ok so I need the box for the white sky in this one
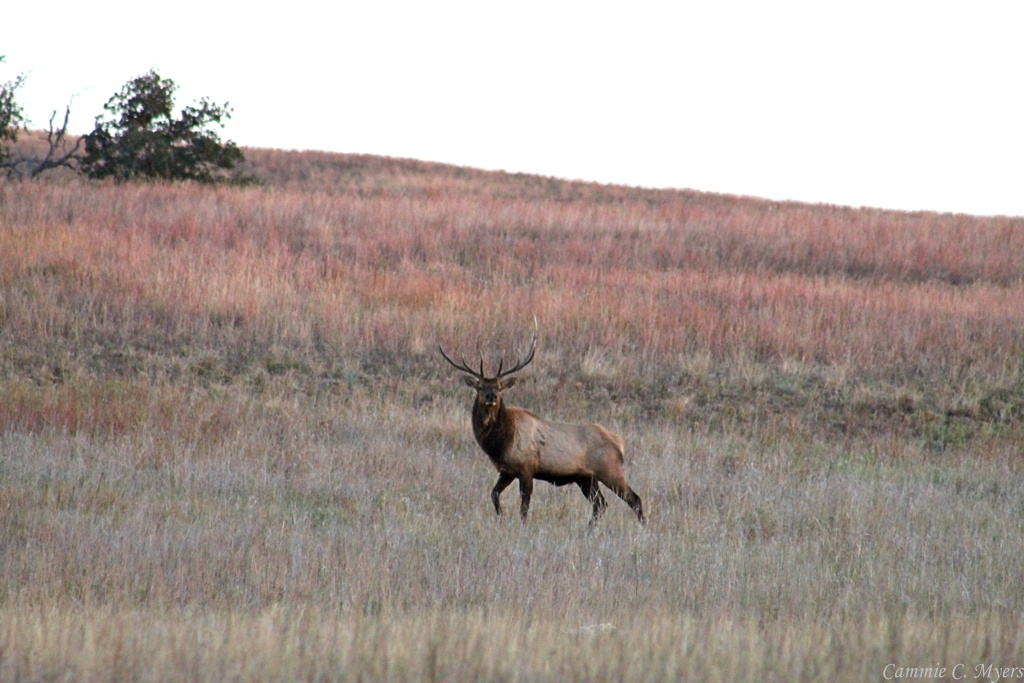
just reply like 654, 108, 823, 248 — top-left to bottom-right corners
4, 1, 1023, 216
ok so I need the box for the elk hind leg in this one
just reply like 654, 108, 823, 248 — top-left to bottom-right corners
599, 470, 646, 525
576, 476, 608, 526
618, 486, 645, 525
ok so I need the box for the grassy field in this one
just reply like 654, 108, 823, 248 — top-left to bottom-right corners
2, 149, 1024, 680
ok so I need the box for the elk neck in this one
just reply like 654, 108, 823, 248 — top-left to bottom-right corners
471, 396, 515, 462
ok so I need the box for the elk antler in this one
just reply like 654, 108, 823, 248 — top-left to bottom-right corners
440, 318, 538, 380
439, 344, 486, 380
494, 328, 536, 379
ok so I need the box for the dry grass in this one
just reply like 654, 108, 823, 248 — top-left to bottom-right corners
1, 151, 1023, 680
4, 606, 1022, 682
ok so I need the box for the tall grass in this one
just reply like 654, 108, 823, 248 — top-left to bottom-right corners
4, 180, 1023, 379
1, 153, 1023, 680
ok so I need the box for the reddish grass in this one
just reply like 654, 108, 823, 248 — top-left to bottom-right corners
2, 172, 1022, 388
0, 152, 1021, 457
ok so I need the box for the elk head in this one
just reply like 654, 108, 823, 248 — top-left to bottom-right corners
439, 329, 536, 420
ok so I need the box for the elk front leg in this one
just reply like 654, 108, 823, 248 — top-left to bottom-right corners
518, 475, 533, 521
491, 472, 515, 516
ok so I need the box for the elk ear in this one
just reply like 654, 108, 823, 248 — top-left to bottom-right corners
462, 375, 479, 389
502, 377, 519, 390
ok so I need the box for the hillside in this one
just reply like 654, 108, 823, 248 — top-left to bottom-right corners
2, 146, 1024, 680
4, 145, 1024, 439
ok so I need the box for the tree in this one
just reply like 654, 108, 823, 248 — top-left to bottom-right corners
79, 70, 243, 183
1, 56, 85, 179
0, 56, 28, 168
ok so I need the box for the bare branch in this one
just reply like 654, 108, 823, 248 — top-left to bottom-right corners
28, 105, 83, 178
1, 103, 83, 179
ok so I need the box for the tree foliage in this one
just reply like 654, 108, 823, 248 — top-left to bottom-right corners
0, 56, 28, 166
80, 70, 243, 183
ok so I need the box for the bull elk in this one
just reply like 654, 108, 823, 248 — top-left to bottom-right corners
440, 328, 645, 526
